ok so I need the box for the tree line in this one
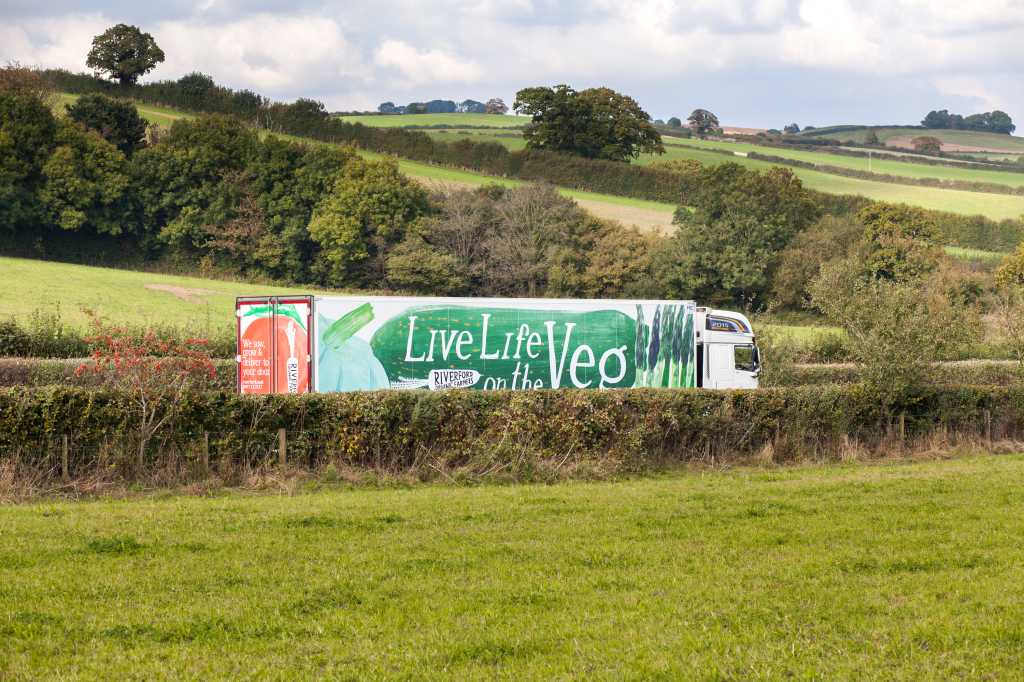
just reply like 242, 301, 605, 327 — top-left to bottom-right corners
922, 109, 1016, 134
377, 98, 508, 115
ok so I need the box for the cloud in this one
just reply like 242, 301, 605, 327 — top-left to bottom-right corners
155, 14, 367, 96
373, 40, 482, 86
1, 1, 1022, 126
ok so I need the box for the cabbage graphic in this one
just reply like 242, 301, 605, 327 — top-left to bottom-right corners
316, 304, 389, 391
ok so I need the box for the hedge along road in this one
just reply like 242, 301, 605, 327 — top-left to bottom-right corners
4, 455, 1024, 678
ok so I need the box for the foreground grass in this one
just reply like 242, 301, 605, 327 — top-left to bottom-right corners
3, 455, 1024, 679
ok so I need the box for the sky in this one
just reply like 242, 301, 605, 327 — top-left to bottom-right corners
2, 0, 1022, 128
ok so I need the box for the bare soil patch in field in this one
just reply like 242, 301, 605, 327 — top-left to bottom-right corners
144, 284, 218, 303
887, 136, 1019, 154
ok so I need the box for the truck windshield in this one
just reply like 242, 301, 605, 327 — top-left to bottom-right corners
735, 344, 758, 373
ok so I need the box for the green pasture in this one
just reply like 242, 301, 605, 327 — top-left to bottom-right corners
805, 126, 1024, 153
0, 256, 325, 329
673, 138, 1024, 188
4, 454, 1024, 678
420, 128, 1024, 219
337, 112, 527, 128
944, 246, 1008, 262
55, 92, 193, 128
641, 144, 1024, 220
52, 92, 1024, 220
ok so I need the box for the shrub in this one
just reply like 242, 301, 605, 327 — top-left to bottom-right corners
2, 384, 1023, 484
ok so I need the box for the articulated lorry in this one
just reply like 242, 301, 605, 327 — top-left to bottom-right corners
235, 295, 759, 394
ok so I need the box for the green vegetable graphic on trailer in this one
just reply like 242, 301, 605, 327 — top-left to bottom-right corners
235, 296, 760, 393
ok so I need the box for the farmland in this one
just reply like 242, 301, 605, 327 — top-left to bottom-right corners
803, 126, 1024, 154
336, 112, 526, 128
52, 93, 1024, 221
3, 454, 1024, 679
0, 256, 321, 328
55, 92, 191, 128
421, 128, 1024, 220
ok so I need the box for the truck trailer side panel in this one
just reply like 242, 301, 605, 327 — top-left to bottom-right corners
285, 295, 697, 393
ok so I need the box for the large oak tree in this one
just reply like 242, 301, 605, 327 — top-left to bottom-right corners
513, 85, 663, 162
87, 24, 165, 87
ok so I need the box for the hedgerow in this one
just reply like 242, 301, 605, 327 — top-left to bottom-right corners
2, 385, 1022, 484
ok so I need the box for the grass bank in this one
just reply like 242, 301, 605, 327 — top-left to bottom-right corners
0, 256, 320, 328
3, 454, 1024, 678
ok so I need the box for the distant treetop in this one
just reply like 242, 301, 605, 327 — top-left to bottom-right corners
86, 24, 165, 87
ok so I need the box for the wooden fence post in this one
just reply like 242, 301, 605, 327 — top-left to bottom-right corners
985, 409, 993, 447
61, 434, 69, 482
278, 428, 287, 467
898, 413, 906, 442
201, 432, 210, 474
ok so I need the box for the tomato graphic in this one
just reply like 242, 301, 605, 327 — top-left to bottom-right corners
238, 306, 309, 394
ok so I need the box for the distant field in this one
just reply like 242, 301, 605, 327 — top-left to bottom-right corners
805, 126, 1024, 153
55, 93, 192, 128
0, 256, 325, 329
638, 144, 1024, 220
51, 93, 1024, 222
360, 150, 678, 232
944, 246, 1008, 262
673, 138, 1024, 188
337, 112, 527, 128
5, 455, 1024, 678
419, 130, 1024, 219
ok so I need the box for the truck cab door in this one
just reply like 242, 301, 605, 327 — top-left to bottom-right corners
706, 343, 759, 389
706, 343, 734, 389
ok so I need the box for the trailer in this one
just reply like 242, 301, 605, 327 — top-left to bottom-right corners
235, 295, 759, 394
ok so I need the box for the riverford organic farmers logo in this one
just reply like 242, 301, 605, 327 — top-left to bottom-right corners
429, 369, 481, 390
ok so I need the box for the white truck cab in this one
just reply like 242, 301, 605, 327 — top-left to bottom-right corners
695, 308, 760, 389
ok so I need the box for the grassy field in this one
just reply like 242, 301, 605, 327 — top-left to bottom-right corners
944, 245, 1008, 262
337, 112, 527, 128
55, 93, 193, 128
359, 149, 678, 232
804, 126, 1024, 153
645, 144, 1024, 220
0, 256, 326, 328
419, 129, 1024, 219
3, 454, 1024, 678
671, 138, 1024, 188
55, 93, 1024, 221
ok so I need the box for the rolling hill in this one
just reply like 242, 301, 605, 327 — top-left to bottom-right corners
801, 125, 1024, 155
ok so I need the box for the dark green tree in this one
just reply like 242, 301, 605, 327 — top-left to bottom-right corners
308, 157, 431, 286
86, 24, 165, 86
687, 109, 720, 138
513, 85, 663, 161
0, 92, 58, 233
654, 163, 819, 305
39, 119, 132, 235
783, 123, 800, 134
667, 116, 682, 128
66, 94, 148, 156
857, 202, 942, 283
